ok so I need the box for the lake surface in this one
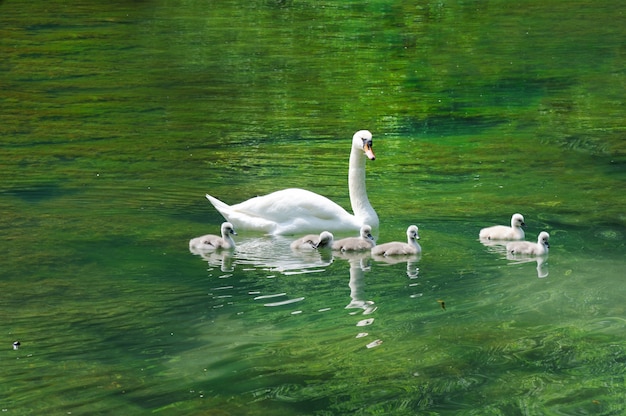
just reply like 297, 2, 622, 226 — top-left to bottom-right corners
1, 0, 625, 414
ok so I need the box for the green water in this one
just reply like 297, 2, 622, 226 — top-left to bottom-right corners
1, 0, 625, 414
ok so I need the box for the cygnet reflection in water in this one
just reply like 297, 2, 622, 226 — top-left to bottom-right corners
507, 253, 549, 278
189, 247, 235, 273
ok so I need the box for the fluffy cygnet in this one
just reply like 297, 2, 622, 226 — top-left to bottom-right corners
371, 225, 421, 256
506, 231, 550, 255
332, 224, 375, 252
479, 213, 526, 240
290, 231, 334, 250
189, 222, 237, 251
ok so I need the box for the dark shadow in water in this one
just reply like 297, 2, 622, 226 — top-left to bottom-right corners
1, 183, 75, 202
402, 115, 504, 137
403, 76, 574, 137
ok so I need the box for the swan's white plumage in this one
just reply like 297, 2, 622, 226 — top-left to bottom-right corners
372, 225, 421, 256
189, 222, 237, 251
332, 225, 376, 252
205, 130, 378, 235
479, 213, 526, 240
290, 231, 334, 250
506, 231, 550, 255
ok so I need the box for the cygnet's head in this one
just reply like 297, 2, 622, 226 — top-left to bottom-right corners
315, 231, 334, 249
221, 222, 237, 236
512, 213, 526, 228
360, 224, 374, 241
538, 231, 550, 247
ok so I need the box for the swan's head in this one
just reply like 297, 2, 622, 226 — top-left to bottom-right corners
360, 224, 374, 241
511, 213, 525, 228
353, 130, 375, 160
221, 222, 237, 236
315, 231, 334, 249
538, 231, 550, 248
407, 225, 420, 240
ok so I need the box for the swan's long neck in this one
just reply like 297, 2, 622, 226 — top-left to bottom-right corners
348, 148, 378, 227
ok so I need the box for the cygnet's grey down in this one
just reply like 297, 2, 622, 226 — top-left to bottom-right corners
290, 231, 334, 250
371, 225, 421, 256
332, 224, 376, 252
189, 222, 237, 251
506, 231, 550, 255
479, 213, 526, 240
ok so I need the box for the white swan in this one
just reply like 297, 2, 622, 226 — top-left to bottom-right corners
189, 222, 237, 251
205, 130, 378, 235
479, 213, 526, 240
290, 231, 334, 250
372, 225, 421, 256
506, 231, 550, 255
332, 225, 376, 252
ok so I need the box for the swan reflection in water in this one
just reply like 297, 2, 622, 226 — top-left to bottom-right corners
333, 251, 376, 315
332, 250, 383, 349
190, 235, 334, 275
189, 234, 425, 349
190, 231, 422, 283
479, 237, 509, 252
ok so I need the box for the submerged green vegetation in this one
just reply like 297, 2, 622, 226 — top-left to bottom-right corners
1, 0, 624, 414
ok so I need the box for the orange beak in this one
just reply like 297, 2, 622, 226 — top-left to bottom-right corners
364, 143, 376, 160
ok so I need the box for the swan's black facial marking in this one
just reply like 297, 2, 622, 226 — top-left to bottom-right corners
358, 132, 375, 160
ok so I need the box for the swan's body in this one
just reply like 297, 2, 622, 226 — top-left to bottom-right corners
372, 225, 421, 256
479, 213, 526, 240
506, 231, 550, 255
205, 130, 378, 235
189, 222, 237, 251
332, 225, 376, 252
290, 231, 334, 250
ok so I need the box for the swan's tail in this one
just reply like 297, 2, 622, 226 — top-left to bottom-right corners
206, 194, 231, 218
206, 193, 277, 233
